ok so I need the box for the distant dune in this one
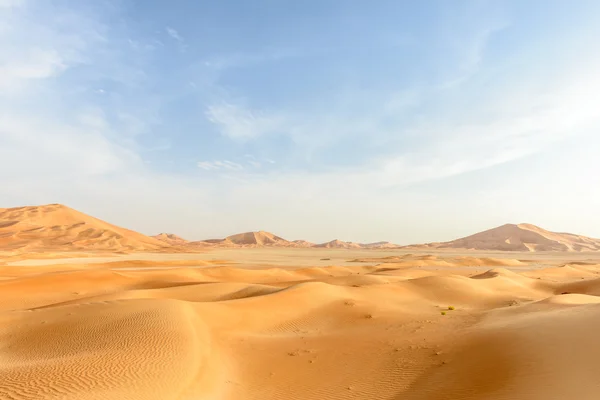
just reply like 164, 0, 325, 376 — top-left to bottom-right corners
408, 223, 600, 252
189, 231, 295, 248
292, 239, 315, 247
362, 241, 399, 249
3, 204, 599, 253
152, 233, 188, 246
314, 239, 363, 249
0, 204, 169, 252
191, 232, 400, 249
227, 231, 289, 246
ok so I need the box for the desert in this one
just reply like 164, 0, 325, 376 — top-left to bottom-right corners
3, 1, 600, 398
1, 204, 600, 399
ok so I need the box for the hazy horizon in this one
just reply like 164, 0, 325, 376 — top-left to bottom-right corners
1, 0, 599, 244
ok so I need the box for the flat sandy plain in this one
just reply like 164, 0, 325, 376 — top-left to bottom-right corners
2, 248, 600, 400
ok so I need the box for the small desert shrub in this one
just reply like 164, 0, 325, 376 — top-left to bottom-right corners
448, 306, 455, 311
441, 311, 446, 316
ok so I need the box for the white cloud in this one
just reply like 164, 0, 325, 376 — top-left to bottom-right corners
0, 48, 66, 89
0, 0, 23, 8
371, 68, 600, 187
197, 160, 244, 171
206, 102, 286, 140
165, 27, 183, 42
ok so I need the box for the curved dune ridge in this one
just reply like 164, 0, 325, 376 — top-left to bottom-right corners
410, 223, 600, 252
2, 252, 600, 399
0, 204, 169, 253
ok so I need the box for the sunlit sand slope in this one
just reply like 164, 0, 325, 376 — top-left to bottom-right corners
407, 223, 600, 252
1, 253, 600, 399
0, 204, 168, 252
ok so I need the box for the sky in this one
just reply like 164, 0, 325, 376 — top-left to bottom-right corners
1, 0, 600, 244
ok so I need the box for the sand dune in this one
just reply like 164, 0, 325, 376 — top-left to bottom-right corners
3, 204, 598, 254
153, 233, 189, 245
409, 223, 600, 252
0, 204, 169, 253
2, 249, 600, 399
3, 205, 600, 398
186, 230, 403, 249
189, 231, 295, 248
291, 239, 315, 247
314, 239, 364, 249
189, 231, 397, 249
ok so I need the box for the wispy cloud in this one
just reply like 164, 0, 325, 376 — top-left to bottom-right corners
202, 47, 301, 70
197, 160, 244, 171
0, 49, 66, 90
0, 0, 23, 8
242, 154, 277, 168
165, 27, 183, 42
243, 154, 261, 168
205, 102, 286, 140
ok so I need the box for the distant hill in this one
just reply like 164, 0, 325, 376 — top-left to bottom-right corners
314, 239, 363, 249
191, 233, 399, 249
152, 233, 189, 246
407, 223, 600, 252
362, 241, 399, 249
8, 205, 592, 254
0, 204, 169, 252
292, 240, 315, 248
189, 231, 294, 248
227, 231, 289, 246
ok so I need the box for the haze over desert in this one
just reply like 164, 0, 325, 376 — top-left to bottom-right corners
3, 0, 600, 399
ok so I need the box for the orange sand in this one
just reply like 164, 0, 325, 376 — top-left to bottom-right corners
2, 249, 600, 399
2, 204, 600, 399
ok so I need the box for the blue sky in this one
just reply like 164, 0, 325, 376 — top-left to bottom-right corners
1, 0, 599, 243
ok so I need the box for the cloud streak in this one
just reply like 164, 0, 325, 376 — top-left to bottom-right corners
165, 27, 183, 42
205, 102, 286, 140
197, 160, 244, 171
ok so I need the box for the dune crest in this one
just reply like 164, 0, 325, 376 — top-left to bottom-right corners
0, 204, 168, 253
408, 223, 600, 252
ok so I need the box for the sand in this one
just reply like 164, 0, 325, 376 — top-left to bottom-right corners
2, 204, 600, 398
411, 223, 600, 252
2, 249, 600, 399
0, 204, 171, 253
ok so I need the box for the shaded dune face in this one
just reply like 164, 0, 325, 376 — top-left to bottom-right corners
2, 254, 600, 400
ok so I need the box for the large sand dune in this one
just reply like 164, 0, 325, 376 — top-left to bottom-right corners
409, 223, 600, 252
2, 249, 600, 399
0, 204, 169, 253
